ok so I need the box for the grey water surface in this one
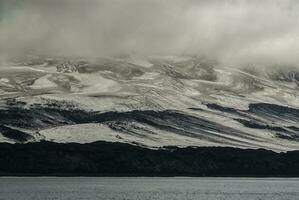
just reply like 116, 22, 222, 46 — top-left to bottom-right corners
0, 177, 298, 200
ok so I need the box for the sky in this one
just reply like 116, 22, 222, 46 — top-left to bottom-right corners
1, 0, 299, 66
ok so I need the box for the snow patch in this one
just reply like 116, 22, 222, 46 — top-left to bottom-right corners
29, 75, 57, 89
128, 57, 153, 68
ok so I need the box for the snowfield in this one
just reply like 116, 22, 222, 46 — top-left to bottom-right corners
1, 56, 299, 151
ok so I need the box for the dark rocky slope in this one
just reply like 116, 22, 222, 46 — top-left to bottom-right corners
0, 141, 299, 177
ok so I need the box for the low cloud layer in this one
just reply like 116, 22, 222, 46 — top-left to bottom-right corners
1, 0, 299, 66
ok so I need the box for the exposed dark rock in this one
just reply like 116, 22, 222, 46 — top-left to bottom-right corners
0, 141, 299, 177
56, 61, 79, 73
0, 125, 33, 142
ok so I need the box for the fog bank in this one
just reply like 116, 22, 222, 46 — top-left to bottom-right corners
1, 0, 299, 66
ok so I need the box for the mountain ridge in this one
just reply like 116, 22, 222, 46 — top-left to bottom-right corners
1, 56, 299, 151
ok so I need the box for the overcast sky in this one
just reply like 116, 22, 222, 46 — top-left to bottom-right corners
1, 0, 299, 66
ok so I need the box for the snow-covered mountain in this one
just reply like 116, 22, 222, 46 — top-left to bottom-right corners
1, 56, 299, 151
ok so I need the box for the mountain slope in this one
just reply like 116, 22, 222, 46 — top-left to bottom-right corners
1, 56, 299, 151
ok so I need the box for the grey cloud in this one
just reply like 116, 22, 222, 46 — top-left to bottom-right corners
1, 0, 299, 66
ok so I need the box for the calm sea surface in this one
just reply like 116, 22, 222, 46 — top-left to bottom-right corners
0, 177, 298, 200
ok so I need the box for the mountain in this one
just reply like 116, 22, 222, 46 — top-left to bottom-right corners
1, 56, 299, 152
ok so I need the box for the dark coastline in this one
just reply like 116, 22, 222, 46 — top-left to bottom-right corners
1, 141, 299, 177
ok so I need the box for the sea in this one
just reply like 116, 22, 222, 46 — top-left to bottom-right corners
0, 177, 298, 200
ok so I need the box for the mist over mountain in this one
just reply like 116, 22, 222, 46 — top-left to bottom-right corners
1, 0, 299, 67
2, 1, 299, 154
